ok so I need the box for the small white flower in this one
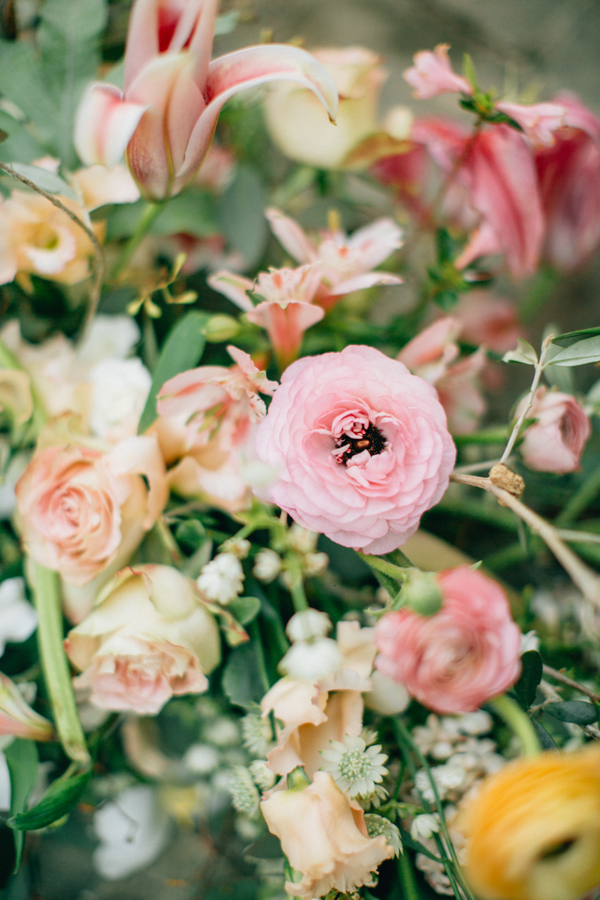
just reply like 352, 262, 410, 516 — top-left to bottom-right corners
304, 551, 329, 577
279, 637, 342, 681
249, 759, 277, 791
320, 734, 388, 798
287, 523, 319, 554
452, 711, 493, 736
285, 608, 332, 643
197, 554, 244, 604
410, 813, 440, 842
415, 763, 467, 803
184, 743, 220, 775
520, 629, 540, 653
242, 713, 274, 756
93, 785, 170, 880
253, 548, 282, 583
203, 717, 240, 747
364, 670, 410, 716
227, 766, 260, 817
0, 577, 37, 655
221, 538, 251, 559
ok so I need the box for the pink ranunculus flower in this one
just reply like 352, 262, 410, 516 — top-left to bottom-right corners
254, 345, 456, 555
517, 386, 591, 474
374, 566, 522, 714
65, 565, 221, 715
403, 44, 472, 100
265, 209, 403, 310
495, 101, 566, 148
74, 0, 338, 199
153, 345, 277, 511
208, 266, 325, 370
15, 434, 168, 588
535, 93, 600, 272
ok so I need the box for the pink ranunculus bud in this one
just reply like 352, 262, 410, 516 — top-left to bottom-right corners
153, 346, 276, 512
16, 435, 168, 590
517, 386, 591, 474
535, 93, 600, 272
403, 44, 473, 100
260, 770, 393, 900
74, 0, 338, 200
254, 345, 456, 555
65, 565, 221, 715
265, 210, 403, 310
0, 672, 53, 741
495, 101, 566, 148
374, 566, 522, 714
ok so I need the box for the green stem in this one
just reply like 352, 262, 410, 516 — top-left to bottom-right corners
556, 461, 600, 526
109, 201, 165, 282
288, 567, 308, 612
32, 564, 90, 766
453, 427, 508, 446
357, 553, 408, 582
488, 694, 541, 757
398, 848, 420, 900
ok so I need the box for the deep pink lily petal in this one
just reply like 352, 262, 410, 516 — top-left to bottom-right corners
208, 271, 255, 311
176, 44, 339, 184
265, 208, 317, 264
124, 0, 204, 89
74, 83, 148, 167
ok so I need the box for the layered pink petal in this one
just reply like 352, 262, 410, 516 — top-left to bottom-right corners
74, 83, 147, 167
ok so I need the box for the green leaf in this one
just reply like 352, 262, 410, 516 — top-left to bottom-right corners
37, 0, 108, 165
149, 187, 220, 239
552, 326, 600, 345
544, 700, 599, 725
461, 53, 478, 91
513, 650, 543, 708
0, 111, 46, 164
547, 335, 600, 367
8, 767, 92, 831
217, 165, 268, 268
0, 40, 57, 147
137, 310, 209, 434
7, 163, 79, 202
228, 596, 261, 626
503, 339, 538, 366
222, 644, 265, 709
531, 717, 557, 750
5, 740, 38, 870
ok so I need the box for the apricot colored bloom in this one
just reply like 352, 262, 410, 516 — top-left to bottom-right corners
255, 345, 455, 554
260, 771, 394, 900
154, 346, 276, 511
460, 745, 600, 900
517, 387, 590, 474
65, 565, 221, 714
266, 209, 403, 309
265, 46, 386, 170
403, 44, 472, 100
374, 566, 522, 714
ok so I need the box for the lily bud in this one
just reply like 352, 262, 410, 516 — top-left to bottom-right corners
203, 314, 241, 343
0, 673, 53, 741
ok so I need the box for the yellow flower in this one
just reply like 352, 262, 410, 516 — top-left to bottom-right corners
460, 746, 600, 900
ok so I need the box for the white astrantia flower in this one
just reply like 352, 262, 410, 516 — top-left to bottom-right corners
249, 759, 277, 791
228, 766, 260, 817
320, 734, 389, 798
279, 637, 343, 681
242, 712, 274, 756
410, 813, 440, 842
197, 554, 244, 605
0, 577, 37, 655
253, 548, 282, 583
364, 814, 403, 857
285, 608, 332, 643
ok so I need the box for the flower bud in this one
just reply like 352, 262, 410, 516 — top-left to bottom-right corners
253, 548, 282, 583
0, 673, 53, 741
279, 637, 343, 681
197, 554, 244, 605
286, 608, 332, 643
203, 315, 241, 344
400, 570, 443, 616
410, 813, 440, 842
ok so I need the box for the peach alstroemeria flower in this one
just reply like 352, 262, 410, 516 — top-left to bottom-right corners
209, 266, 324, 370
74, 0, 338, 199
0, 673, 53, 741
265, 210, 402, 310
403, 44, 472, 100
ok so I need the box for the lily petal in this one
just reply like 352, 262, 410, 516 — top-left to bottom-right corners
74, 83, 148, 167
177, 44, 339, 184
208, 271, 255, 311
327, 271, 402, 296
265, 208, 317, 264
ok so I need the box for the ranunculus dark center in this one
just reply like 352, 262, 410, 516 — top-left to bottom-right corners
336, 422, 387, 464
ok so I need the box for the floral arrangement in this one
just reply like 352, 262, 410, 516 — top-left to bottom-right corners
0, 2, 600, 898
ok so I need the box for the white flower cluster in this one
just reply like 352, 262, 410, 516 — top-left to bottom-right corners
197, 553, 245, 605
279, 608, 343, 680
252, 524, 329, 584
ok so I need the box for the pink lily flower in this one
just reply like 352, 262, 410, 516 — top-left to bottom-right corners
403, 44, 472, 100
265, 210, 403, 310
535, 93, 600, 271
74, 0, 338, 200
495, 101, 566, 148
209, 266, 325, 370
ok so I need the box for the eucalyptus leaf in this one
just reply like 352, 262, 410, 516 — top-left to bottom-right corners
137, 310, 209, 434
503, 339, 538, 366
549, 335, 600, 367
544, 700, 599, 725
8, 163, 79, 202
5, 740, 38, 869
0, 40, 57, 146
222, 643, 265, 709
228, 596, 261, 626
513, 650, 543, 708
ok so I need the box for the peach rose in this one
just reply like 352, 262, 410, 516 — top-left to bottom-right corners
16, 435, 167, 588
261, 770, 393, 900
65, 565, 221, 715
